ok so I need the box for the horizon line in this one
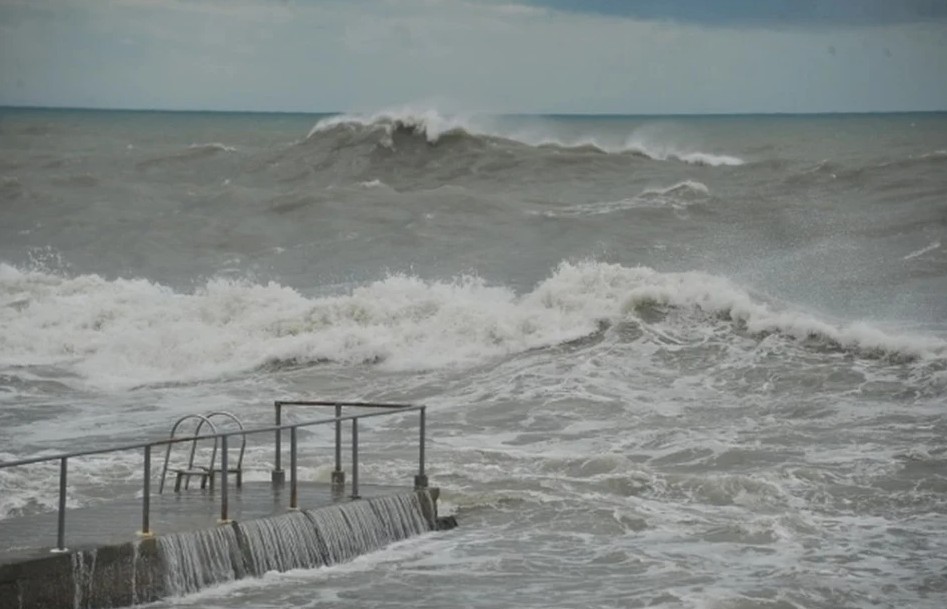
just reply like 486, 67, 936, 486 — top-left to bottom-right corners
1, 104, 946, 118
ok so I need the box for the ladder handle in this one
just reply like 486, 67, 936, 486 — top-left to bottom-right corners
189, 416, 220, 474
205, 411, 248, 470
158, 414, 218, 494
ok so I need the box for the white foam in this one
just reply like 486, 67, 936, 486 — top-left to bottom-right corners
0, 449, 142, 519
307, 107, 475, 144
1, 261, 941, 391
624, 134, 744, 166
903, 240, 941, 260
187, 142, 237, 153
673, 151, 744, 166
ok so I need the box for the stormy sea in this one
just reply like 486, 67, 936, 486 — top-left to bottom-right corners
1, 107, 945, 608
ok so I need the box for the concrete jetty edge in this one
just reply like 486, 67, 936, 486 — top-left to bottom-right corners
0, 488, 455, 609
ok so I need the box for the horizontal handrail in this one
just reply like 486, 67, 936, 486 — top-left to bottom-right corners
0, 401, 427, 553
271, 400, 423, 490
276, 400, 414, 408
0, 406, 422, 470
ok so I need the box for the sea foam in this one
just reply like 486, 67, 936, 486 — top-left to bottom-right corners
0, 262, 941, 390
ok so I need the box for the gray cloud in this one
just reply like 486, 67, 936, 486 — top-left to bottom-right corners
526, 0, 947, 27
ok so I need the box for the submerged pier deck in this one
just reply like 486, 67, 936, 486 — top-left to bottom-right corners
0, 401, 455, 609
0, 482, 430, 565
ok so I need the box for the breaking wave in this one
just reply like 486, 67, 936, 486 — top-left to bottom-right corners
1, 261, 942, 391
306, 107, 745, 166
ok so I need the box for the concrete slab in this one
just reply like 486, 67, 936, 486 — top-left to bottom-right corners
0, 482, 409, 564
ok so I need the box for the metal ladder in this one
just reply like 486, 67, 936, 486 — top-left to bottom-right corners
158, 411, 247, 493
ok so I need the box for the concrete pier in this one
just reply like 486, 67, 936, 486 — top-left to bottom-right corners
0, 482, 454, 609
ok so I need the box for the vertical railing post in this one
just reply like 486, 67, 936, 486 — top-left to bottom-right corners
415, 406, 428, 489
219, 435, 230, 523
52, 457, 68, 552
290, 426, 298, 510
351, 418, 360, 499
140, 445, 153, 537
272, 402, 285, 486
331, 403, 345, 492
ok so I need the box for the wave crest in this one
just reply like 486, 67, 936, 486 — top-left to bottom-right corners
2, 261, 940, 390
307, 108, 478, 146
306, 107, 745, 165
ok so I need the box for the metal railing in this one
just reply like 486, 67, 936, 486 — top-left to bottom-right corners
0, 401, 427, 553
271, 401, 427, 492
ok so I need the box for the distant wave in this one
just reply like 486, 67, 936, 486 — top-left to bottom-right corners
358, 179, 390, 189
640, 180, 710, 197
784, 147, 947, 190
623, 142, 743, 167
308, 109, 473, 145
188, 142, 237, 153
137, 142, 237, 169
1, 261, 941, 391
544, 181, 710, 217
306, 107, 745, 166
879, 149, 947, 171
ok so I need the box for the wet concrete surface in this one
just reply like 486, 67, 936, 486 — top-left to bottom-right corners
0, 482, 408, 564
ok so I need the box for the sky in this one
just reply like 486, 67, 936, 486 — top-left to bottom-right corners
1, 0, 946, 114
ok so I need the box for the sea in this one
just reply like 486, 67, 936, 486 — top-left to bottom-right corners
0, 107, 945, 608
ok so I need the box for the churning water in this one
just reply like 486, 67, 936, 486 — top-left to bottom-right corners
1, 107, 946, 608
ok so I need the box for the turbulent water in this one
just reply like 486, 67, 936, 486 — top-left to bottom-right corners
1, 107, 946, 608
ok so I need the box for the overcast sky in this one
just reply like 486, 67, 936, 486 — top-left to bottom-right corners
1, 0, 945, 114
